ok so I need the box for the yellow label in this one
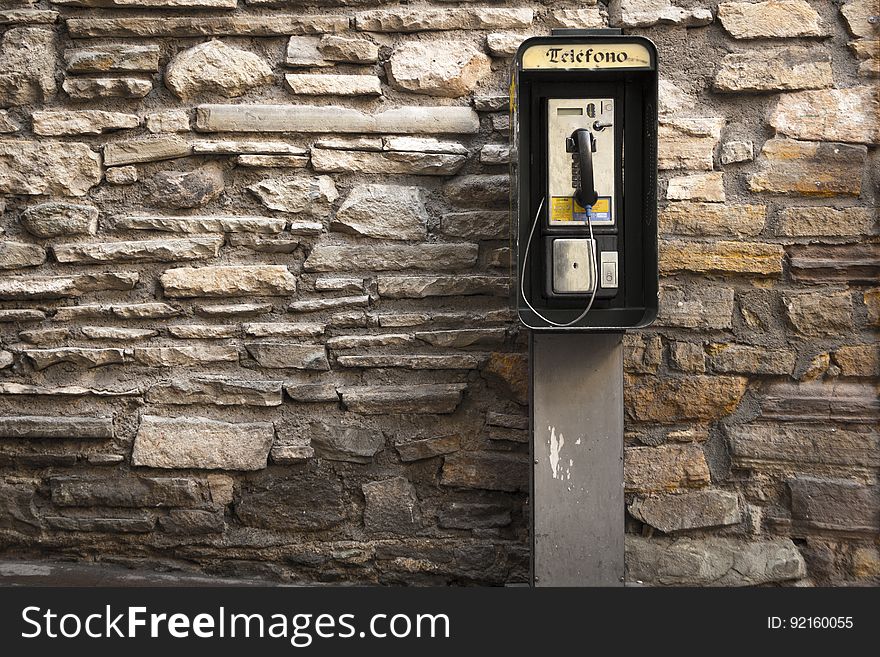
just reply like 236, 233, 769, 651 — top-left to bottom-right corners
550, 197, 572, 221
522, 43, 652, 70
591, 198, 609, 213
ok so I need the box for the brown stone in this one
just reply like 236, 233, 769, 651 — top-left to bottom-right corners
714, 47, 832, 92
339, 384, 467, 414
660, 202, 765, 237
769, 87, 880, 145
707, 343, 797, 375
396, 435, 461, 462
730, 423, 879, 469
625, 375, 748, 423
481, 352, 528, 404
656, 285, 735, 330
160, 265, 296, 297
660, 240, 784, 276
788, 244, 879, 284
718, 0, 826, 39
833, 346, 880, 378
441, 452, 528, 492
624, 445, 711, 493
777, 207, 874, 238
629, 490, 741, 532
784, 290, 853, 336
749, 139, 867, 196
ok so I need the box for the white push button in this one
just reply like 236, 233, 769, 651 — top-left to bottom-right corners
600, 251, 618, 288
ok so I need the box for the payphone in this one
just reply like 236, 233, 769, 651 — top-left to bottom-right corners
511, 32, 659, 330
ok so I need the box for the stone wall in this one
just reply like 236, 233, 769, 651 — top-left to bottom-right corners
0, 0, 876, 585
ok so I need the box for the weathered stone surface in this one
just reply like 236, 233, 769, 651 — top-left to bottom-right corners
834, 345, 880, 378
479, 144, 510, 165
0, 272, 137, 301
416, 328, 507, 348
756, 380, 878, 424
440, 211, 508, 239
196, 104, 480, 135
133, 345, 239, 367
776, 207, 874, 238
441, 452, 528, 492
52, 0, 236, 7
659, 118, 724, 171
769, 87, 880, 145
237, 154, 309, 168
730, 423, 879, 469
243, 322, 324, 338
473, 94, 508, 112
146, 165, 225, 209
32, 110, 140, 136
21, 202, 98, 238
193, 139, 308, 156
270, 444, 314, 464
0, 416, 113, 439
660, 202, 765, 237
81, 326, 157, 340
624, 334, 663, 375
245, 343, 329, 370
133, 415, 274, 471
387, 41, 490, 98
337, 354, 485, 370
714, 47, 832, 92
19, 327, 70, 345
285, 36, 326, 67
310, 420, 384, 463
54, 302, 179, 321
718, 0, 825, 38
626, 536, 806, 586
68, 15, 349, 38
784, 291, 853, 336
165, 40, 273, 100
788, 244, 879, 284
625, 445, 711, 493
660, 240, 784, 275
195, 302, 272, 317
0, 28, 56, 107
63, 76, 153, 99
0, 241, 45, 269
311, 148, 466, 175
720, 140, 754, 164
363, 477, 420, 534
104, 136, 192, 166
146, 109, 191, 133
439, 502, 512, 529
354, 8, 534, 32
788, 476, 879, 532
235, 467, 346, 531
749, 138, 867, 196
387, 140, 468, 157
0, 140, 101, 196
339, 384, 466, 414
161, 265, 296, 297
285, 73, 381, 96
444, 174, 509, 204
481, 352, 528, 404
669, 342, 706, 374
0, 351, 13, 368
105, 166, 138, 185
49, 475, 208, 508
289, 295, 369, 313
0, 309, 45, 322
316, 136, 383, 151
24, 347, 125, 370
111, 214, 286, 234
284, 382, 339, 403
707, 343, 796, 376
0, 110, 18, 133
326, 333, 411, 350
396, 435, 460, 462
666, 172, 725, 202
333, 184, 427, 240
159, 509, 225, 535
378, 275, 508, 298
45, 514, 154, 534
146, 378, 283, 406
609, 0, 713, 28
64, 44, 160, 73
320, 35, 378, 63
842, 0, 878, 39
53, 237, 222, 264
625, 375, 747, 423
630, 490, 741, 532
248, 175, 337, 214
0, 382, 139, 397
305, 244, 478, 272
167, 324, 237, 339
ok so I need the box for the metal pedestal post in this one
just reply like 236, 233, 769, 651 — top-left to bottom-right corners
530, 331, 624, 587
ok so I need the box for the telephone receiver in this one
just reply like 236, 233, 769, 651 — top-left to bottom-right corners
565, 128, 598, 209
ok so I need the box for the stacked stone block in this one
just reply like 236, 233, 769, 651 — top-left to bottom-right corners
0, 0, 876, 585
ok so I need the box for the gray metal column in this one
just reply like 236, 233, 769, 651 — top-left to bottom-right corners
531, 332, 624, 587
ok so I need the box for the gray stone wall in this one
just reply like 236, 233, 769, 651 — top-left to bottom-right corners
0, 0, 877, 585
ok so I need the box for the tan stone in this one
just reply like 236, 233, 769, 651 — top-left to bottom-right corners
247, 176, 337, 214
625, 374, 748, 423
658, 118, 724, 171
64, 44, 160, 73
660, 240, 784, 275
841, 0, 879, 39
160, 265, 296, 297
285, 73, 381, 96
387, 41, 490, 98
481, 352, 528, 404
769, 87, 880, 145
714, 47, 832, 92
784, 290, 853, 336
319, 35, 378, 63
865, 288, 880, 326
718, 1, 826, 39
707, 343, 797, 375
133, 345, 239, 367
624, 445, 711, 493
657, 285, 735, 330
666, 172, 725, 202
333, 184, 427, 240
749, 138, 867, 196
776, 207, 874, 238
103, 136, 192, 166
52, 237, 222, 264
63, 77, 153, 100
833, 345, 880, 377
660, 202, 765, 237
0, 140, 101, 196
354, 8, 534, 33
32, 110, 140, 136
68, 15, 348, 38
165, 40, 274, 100
629, 490, 741, 532
311, 149, 466, 176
